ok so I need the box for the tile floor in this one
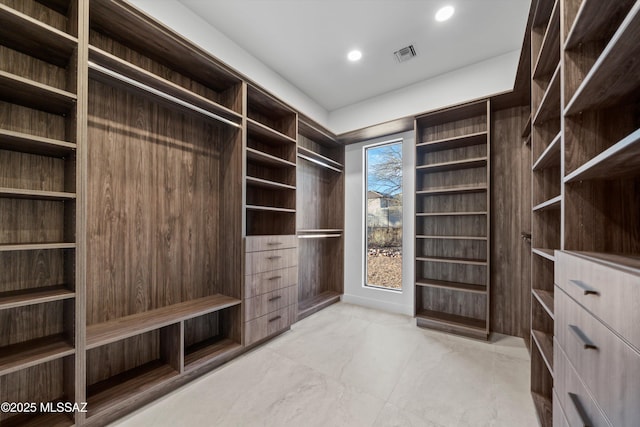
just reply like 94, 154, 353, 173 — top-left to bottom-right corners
111, 303, 539, 427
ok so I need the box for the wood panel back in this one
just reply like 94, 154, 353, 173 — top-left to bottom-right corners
0, 0, 71, 34
297, 238, 343, 300
417, 286, 486, 320
416, 192, 486, 213
296, 161, 343, 230
416, 215, 487, 237
87, 79, 226, 324
416, 261, 487, 286
0, 100, 67, 141
0, 301, 66, 346
0, 250, 66, 293
418, 116, 486, 142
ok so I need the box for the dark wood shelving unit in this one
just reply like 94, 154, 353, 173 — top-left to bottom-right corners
0, 335, 74, 376
0, 70, 77, 115
0, 129, 76, 157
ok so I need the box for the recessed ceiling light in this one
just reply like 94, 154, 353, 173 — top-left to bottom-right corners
435, 5, 455, 22
347, 50, 362, 61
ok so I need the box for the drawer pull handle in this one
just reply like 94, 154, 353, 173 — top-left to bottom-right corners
268, 256, 282, 260
569, 280, 599, 296
268, 315, 282, 323
268, 242, 283, 246
268, 275, 282, 281
268, 295, 282, 302
569, 325, 598, 350
568, 393, 593, 427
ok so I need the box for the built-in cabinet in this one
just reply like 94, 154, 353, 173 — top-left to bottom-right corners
527, 0, 640, 424
414, 100, 491, 340
0, 0, 343, 425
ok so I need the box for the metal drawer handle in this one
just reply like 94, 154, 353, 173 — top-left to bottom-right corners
267, 242, 283, 246
267, 256, 282, 260
569, 280, 600, 296
268, 295, 282, 302
568, 392, 593, 427
569, 325, 598, 350
268, 275, 282, 281
268, 315, 282, 323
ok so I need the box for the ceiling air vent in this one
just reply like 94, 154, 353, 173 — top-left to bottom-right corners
394, 45, 417, 63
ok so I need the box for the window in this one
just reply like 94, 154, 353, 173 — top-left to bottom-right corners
365, 140, 402, 290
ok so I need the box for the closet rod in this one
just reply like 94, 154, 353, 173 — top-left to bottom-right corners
297, 153, 342, 173
297, 234, 342, 239
88, 62, 242, 129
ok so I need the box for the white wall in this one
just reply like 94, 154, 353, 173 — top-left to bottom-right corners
329, 50, 520, 134
128, 0, 330, 128
343, 131, 415, 315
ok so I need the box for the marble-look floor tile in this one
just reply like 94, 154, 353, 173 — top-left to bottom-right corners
109, 303, 537, 427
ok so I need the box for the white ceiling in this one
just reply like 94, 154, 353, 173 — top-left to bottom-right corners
177, 0, 531, 111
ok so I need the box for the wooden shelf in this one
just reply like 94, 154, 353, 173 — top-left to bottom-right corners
416, 310, 487, 338
0, 334, 74, 376
0, 129, 76, 157
298, 291, 341, 320
247, 118, 296, 145
565, 3, 640, 115
532, 132, 561, 171
0, 286, 74, 310
246, 147, 296, 168
416, 185, 487, 196
416, 235, 487, 241
0, 70, 76, 115
531, 392, 553, 427
0, 4, 77, 67
532, 329, 554, 375
87, 361, 178, 418
184, 337, 242, 371
416, 100, 487, 127
89, 46, 241, 124
565, 0, 636, 49
532, 0, 560, 80
416, 278, 486, 294
416, 256, 487, 266
532, 248, 556, 262
416, 157, 487, 173
416, 211, 487, 217
532, 64, 560, 126
522, 114, 532, 138
0, 187, 76, 201
532, 195, 561, 212
532, 0, 555, 28
532, 289, 554, 319
297, 229, 342, 239
246, 205, 296, 213
297, 146, 343, 169
564, 128, 640, 182
86, 294, 241, 349
0, 243, 76, 252
245, 176, 295, 191
416, 131, 487, 151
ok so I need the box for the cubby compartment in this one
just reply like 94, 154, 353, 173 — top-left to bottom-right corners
416, 238, 487, 263
247, 85, 296, 139
416, 258, 487, 289
184, 306, 242, 371
531, 340, 553, 427
416, 214, 487, 238
416, 101, 487, 143
0, 357, 75, 426
86, 329, 180, 418
0, 0, 78, 37
297, 237, 342, 320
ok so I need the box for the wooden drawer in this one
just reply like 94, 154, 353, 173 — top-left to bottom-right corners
244, 285, 297, 322
245, 235, 297, 253
556, 251, 640, 350
245, 248, 297, 275
554, 340, 611, 427
555, 287, 640, 427
245, 266, 297, 298
244, 305, 295, 346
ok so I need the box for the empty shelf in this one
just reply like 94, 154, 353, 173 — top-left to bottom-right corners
416, 310, 487, 339
416, 185, 487, 195
532, 248, 556, 261
246, 147, 296, 168
565, 0, 636, 49
532, 195, 561, 212
416, 256, 487, 266
0, 4, 77, 67
417, 157, 487, 173
298, 291, 341, 320
532, 0, 560, 79
246, 176, 295, 191
532, 64, 560, 126
0, 129, 76, 157
565, 128, 640, 182
0, 243, 76, 252
184, 338, 242, 371
532, 132, 561, 171
416, 279, 486, 294
0, 70, 76, 115
0, 334, 74, 376
86, 294, 241, 349
565, 2, 640, 114
416, 131, 487, 151
247, 118, 296, 145
532, 289, 555, 319
532, 329, 554, 375
0, 286, 74, 310
0, 187, 76, 201
531, 392, 553, 427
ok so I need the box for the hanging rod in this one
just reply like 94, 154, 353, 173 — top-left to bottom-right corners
297, 153, 342, 173
88, 61, 242, 129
